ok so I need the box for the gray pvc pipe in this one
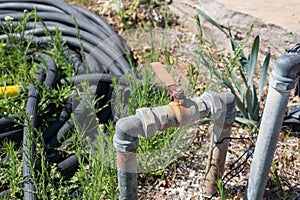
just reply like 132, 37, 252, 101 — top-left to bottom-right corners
245, 48, 300, 199
245, 87, 290, 199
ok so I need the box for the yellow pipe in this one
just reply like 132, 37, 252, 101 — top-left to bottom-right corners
0, 85, 22, 99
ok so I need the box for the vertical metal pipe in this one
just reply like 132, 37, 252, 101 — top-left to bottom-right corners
116, 151, 138, 200
203, 125, 232, 195
245, 87, 290, 199
114, 115, 141, 200
245, 45, 300, 199
202, 92, 236, 195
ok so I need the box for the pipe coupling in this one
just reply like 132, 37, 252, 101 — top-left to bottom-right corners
200, 92, 225, 123
200, 92, 236, 125
136, 108, 160, 138
269, 48, 300, 91
113, 116, 141, 152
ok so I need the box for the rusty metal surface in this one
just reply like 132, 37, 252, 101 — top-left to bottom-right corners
150, 62, 186, 103
150, 62, 176, 87
168, 102, 189, 125
116, 150, 137, 172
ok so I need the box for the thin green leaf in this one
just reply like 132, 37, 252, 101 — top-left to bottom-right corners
252, 84, 260, 121
236, 97, 248, 119
247, 36, 259, 85
235, 116, 257, 126
252, 84, 258, 108
239, 67, 248, 89
230, 70, 243, 95
246, 87, 254, 120
224, 80, 248, 118
196, 9, 228, 36
228, 28, 239, 50
271, 161, 283, 191
195, 15, 203, 47
258, 52, 270, 101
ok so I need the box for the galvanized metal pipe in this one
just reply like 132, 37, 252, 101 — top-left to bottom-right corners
113, 92, 236, 200
203, 125, 232, 195
114, 115, 141, 200
202, 93, 236, 195
245, 46, 300, 199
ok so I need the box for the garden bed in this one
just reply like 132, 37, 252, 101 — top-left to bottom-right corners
0, 0, 299, 199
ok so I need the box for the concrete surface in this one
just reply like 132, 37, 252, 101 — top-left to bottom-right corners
217, 0, 300, 32
169, 0, 300, 65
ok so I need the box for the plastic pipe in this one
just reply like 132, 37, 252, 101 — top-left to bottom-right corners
113, 92, 236, 200
23, 69, 44, 200
245, 45, 300, 200
0, 1, 134, 197
0, 115, 18, 131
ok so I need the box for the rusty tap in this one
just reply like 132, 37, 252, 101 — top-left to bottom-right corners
150, 62, 186, 105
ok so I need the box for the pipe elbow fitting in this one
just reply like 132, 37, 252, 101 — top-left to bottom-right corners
270, 51, 300, 91
113, 115, 142, 152
200, 92, 236, 125
218, 92, 236, 125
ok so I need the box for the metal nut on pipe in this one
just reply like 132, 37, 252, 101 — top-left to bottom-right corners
136, 108, 159, 138
152, 105, 178, 129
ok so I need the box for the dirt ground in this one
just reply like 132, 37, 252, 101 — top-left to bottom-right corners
68, 1, 300, 199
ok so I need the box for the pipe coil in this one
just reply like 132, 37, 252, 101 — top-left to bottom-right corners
0, 1, 133, 199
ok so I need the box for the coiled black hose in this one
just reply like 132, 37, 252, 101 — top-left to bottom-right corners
0, 1, 133, 199
23, 68, 44, 200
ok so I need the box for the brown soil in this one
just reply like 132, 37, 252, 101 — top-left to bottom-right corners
67, 1, 300, 199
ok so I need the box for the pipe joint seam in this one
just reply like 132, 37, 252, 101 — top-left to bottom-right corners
200, 92, 236, 125
113, 116, 141, 152
270, 71, 296, 91
270, 51, 300, 91
113, 131, 138, 153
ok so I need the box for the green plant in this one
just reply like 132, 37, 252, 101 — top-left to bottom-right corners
111, 64, 193, 175
195, 9, 271, 125
271, 160, 289, 199
0, 11, 121, 198
0, 8, 194, 200
0, 141, 23, 199
271, 160, 283, 191
216, 179, 226, 200
70, 83, 118, 199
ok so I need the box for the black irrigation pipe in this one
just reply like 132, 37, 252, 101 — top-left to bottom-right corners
0, 115, 19, 132
0, 0, 134, 199
33, 52, 57, 89
0, 128, 23, 143
23, 68, 44, 200
0, 11, 130, 72
42, 98, 73, 143
60, 73, 121, 85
